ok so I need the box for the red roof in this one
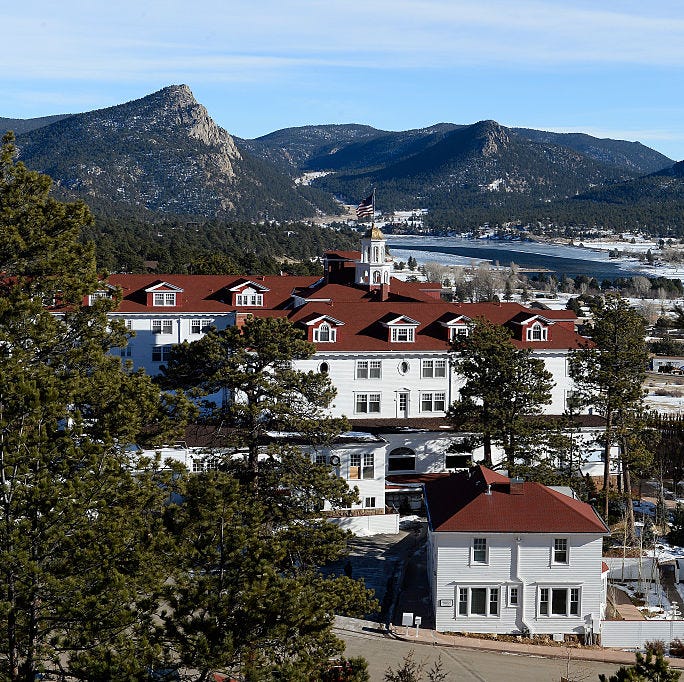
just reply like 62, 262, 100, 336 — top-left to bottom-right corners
288, 300, 586, 352
102, 274, 587, 353
425, 465, 608, 534
106, 274, 319, 313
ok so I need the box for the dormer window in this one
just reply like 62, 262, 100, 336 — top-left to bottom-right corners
526, 322, 548, 341
236, 292, 263, 306
88, 290, 110, 306
153, 292, 176, 307
391, 327, 415, 343
449, 326, 470, 341
314, 322, 336, 343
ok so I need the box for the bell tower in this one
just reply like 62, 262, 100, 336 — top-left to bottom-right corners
355, 225, 392, 290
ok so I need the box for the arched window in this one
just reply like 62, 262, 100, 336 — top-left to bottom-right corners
383, 271, 389, 283
314, 323, 336, 343
398, 360, 410, 375
388, 447, 416, 472
373, 270, 381, 284
373, 246, 380, 262
526, 323, 547, 341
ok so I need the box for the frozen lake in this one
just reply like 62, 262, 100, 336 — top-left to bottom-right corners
387, 235, 654, 281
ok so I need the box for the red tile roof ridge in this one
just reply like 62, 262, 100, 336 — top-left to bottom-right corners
425, 466, 609, 534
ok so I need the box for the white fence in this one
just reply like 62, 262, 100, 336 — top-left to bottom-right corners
604, 557, 660, 582
602, 620, 684, 649
331, 512, 400, 535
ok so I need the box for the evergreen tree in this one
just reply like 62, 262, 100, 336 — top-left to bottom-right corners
163, 448, 377, 681
449, 319, 553, 468
160, 316, 347, 473
599, 649, 680, 681
0, 132, 180, 680
569, 294, 649, 520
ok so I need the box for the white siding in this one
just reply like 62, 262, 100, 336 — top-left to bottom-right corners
430, 531, 605, 636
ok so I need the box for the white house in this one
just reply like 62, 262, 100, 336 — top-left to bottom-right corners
424, 465, 609, 639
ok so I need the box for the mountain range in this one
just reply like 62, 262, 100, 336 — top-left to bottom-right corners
3, 84, 683, 233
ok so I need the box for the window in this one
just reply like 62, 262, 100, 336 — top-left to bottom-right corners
153, 292, 176, 306
458, 588, 468, 616
192, 459, 204, 473
509, 586, 519, 606
421, 392, 446, 412
391, 327, 415, 342
318, 362, 329, 374
388, 447, 416, 472
349, 453, 374, 480
152, 319, 173, 334
89, 290, 110, 305
363, 452, 374, 479
236, 292, 263, 306
539, 587, 549, 615
354, 393, 381, 414
421, 359, 446, 378
445, 454, 471, 469
538, 587, 581, 617
119, 345, 132, 358
472, 538, 487, 563
314, 323, 336, 342
450, 325, 469, 340
457, 587, 499, 617
152, 345, 172, 362
570, 588, 580, 616
125, 320, 132, 330
552, 589, 567, 615
356, 360, 381, 379
364, 497, 376, 508
553, 538, 568, 564
314, 453, 327, 465
398, 360, 410, 375
191, 319, 202, 334
526, 323, 548, 341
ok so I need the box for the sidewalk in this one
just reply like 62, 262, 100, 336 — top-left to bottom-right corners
387, 622, 684, 669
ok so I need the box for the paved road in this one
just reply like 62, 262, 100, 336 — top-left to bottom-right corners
338, 628, 623, 682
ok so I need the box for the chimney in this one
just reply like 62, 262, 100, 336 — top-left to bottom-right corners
380, 282, 390, 301
510, 477, 524, 495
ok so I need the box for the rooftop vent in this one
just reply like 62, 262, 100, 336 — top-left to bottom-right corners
510, 477, 524, 495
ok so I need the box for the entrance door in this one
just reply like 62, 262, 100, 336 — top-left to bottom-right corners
398, 392, 409, 418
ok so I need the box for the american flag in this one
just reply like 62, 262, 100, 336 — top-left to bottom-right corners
356, 193, 374, 220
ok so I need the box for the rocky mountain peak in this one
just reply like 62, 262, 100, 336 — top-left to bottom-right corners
136, 85, 240, 158
470, 120, 510, 157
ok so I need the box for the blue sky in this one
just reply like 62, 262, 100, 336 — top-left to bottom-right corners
3, 0, 684, 160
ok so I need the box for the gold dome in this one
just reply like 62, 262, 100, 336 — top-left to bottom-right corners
363, 225, 385, 240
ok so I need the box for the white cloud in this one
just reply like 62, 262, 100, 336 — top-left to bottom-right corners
4, 0, 684, 81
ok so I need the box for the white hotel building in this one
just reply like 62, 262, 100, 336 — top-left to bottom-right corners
94, 227, 589, 531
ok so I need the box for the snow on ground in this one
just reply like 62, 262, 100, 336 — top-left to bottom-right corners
618, 580, 673, 619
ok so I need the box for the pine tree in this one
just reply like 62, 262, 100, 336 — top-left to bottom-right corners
160, 316, 347, 473
449, 318, 553, 468
599, 649, 681, 681
0, 132, 181, 679
569, 294, 649, 520
163, 447, 378, 680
